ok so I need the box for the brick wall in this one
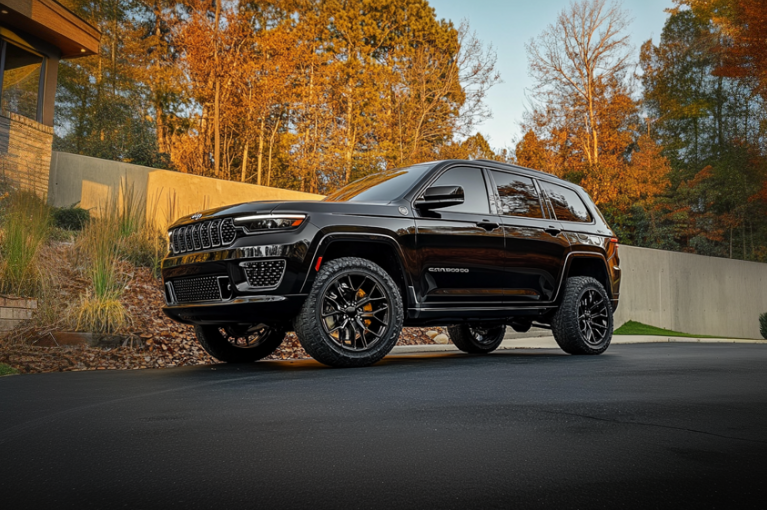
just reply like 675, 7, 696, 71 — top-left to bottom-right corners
0, 111, 54, 197
0, 297, 37, 332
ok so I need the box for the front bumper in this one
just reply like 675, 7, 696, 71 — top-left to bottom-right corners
162, 295, 306, 326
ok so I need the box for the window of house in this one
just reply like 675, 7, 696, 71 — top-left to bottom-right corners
490, 170, 544, 219
1, 41, 44, 122
538, 181, 592, 223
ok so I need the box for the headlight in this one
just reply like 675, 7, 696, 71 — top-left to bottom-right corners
233, 214, 306, 234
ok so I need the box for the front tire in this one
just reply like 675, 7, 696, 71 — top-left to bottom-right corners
294, 257, 404, 368
194, 324, 285, 363
551, 276, 613, 355
447, 324, 506, 353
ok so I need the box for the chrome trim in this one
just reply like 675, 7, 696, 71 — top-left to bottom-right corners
163, 295, 289, 310
164, 281, 177, 305
236, 244, 286, 259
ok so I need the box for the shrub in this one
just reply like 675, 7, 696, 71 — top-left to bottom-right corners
760, 313, 767, 340
0, 190, 51, 297
52, 206, 90, 231
75, 294, 128, 334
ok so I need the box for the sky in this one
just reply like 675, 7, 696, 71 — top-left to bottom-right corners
427, 0, 676, 149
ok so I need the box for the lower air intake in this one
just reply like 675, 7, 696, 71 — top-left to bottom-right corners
241, 259, 286, 289
171, 276, 223, 303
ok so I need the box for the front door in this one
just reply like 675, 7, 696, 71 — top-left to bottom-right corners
414, 166, 506, 306
487, 169, 570, 303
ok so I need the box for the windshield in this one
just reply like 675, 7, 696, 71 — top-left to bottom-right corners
324, 164, 435, 203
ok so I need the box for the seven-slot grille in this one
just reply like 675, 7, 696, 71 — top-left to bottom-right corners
169, 218, 235, 255
241, 260, 286, 289
169, 276, 222, 303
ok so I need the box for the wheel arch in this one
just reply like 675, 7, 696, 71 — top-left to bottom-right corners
563, 254, 613, 300
301, 234, 411, 308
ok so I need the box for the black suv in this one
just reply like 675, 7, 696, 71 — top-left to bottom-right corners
161, 160, 621, 367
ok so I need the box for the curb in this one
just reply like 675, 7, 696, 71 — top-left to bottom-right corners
389, 335, 766, 355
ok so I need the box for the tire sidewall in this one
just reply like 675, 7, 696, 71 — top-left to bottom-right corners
552, 276, 613, 355
312, 264, 400, 362
195, 325, 285, 363
295, 257, 404, 367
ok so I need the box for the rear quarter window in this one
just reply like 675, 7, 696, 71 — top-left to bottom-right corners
539, 181, 592, 223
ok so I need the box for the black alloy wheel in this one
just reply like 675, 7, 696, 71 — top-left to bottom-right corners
577, 289, 610, 346
448, 324, 506, 353
194, 323, 285, 363
319, 271, 390, 352
551, 276, 613, 355
294, 257, 403, 368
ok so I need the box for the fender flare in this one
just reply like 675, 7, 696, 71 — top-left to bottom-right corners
299, 232, 413, 302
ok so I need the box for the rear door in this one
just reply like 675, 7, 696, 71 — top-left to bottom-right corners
537, 179, 608, 256
414, 166, 506, 307
487, 169, 570, 303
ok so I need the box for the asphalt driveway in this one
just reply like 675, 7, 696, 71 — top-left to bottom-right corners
2, 343, 767, 509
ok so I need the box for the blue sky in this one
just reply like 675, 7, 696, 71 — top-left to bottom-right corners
427, 0, 676, 149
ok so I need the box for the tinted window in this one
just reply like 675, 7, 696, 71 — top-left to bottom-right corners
429, 166, 490, 214
490, 171, 543, 219
539, 181, 592, 223
324, 163, 435, 203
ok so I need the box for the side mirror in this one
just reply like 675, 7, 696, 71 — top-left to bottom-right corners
415, 185, 465, 210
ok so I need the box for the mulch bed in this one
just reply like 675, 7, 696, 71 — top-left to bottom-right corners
1, 263, 439, 374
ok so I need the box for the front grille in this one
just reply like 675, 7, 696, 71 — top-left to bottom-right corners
170, 276, 222, 303
169, 217, 238, 255
185, 227, 194, 252
200, 221, 211, 248
172, 229, 182, 254
210, 219, 222, 247
241, 259, 286, 289
220, 218, 236, 245
191, 224, 202, 250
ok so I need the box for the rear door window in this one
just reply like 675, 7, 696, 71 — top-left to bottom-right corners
489, 171, 544, 219
538, 181, 592, 223
429, 166, 490, 214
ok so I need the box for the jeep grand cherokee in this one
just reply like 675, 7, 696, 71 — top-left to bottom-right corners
161, 159, 621, 367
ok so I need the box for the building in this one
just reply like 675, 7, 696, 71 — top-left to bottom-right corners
0, 0, 98, 195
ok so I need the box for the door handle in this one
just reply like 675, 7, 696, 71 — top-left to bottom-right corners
476, 220, 500, 231
544, 226, 562, 236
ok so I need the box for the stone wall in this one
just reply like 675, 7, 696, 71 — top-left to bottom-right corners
0, 111, 54, 196
0, 297, 37, 332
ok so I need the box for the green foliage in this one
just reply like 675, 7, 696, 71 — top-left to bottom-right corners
760, 313, 767, 340
0, 363, 19, 376
0, 191, 51, 297
52, 206, 90, 231
614, 320, 717, 338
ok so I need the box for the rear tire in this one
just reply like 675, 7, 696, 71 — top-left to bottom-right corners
195, 324, 285, 363
294, 257, 404, 368
551, 276, 613, 355
447, 324, 506, 353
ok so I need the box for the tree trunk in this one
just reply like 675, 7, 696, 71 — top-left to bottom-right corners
257, 117, 265, 186
213, 0, 221, 178
240, 140, 249, 182
267, 117, 281, 187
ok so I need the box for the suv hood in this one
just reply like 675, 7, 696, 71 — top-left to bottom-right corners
170, 199, 404, 228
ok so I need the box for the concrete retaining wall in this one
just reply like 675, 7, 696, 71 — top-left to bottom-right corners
48, 152, 323, 229
614, 246, 767, 340
45, 152, 767, 339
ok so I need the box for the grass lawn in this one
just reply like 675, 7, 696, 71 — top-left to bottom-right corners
614, 320, 721, 338
0, 363, 19, 376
